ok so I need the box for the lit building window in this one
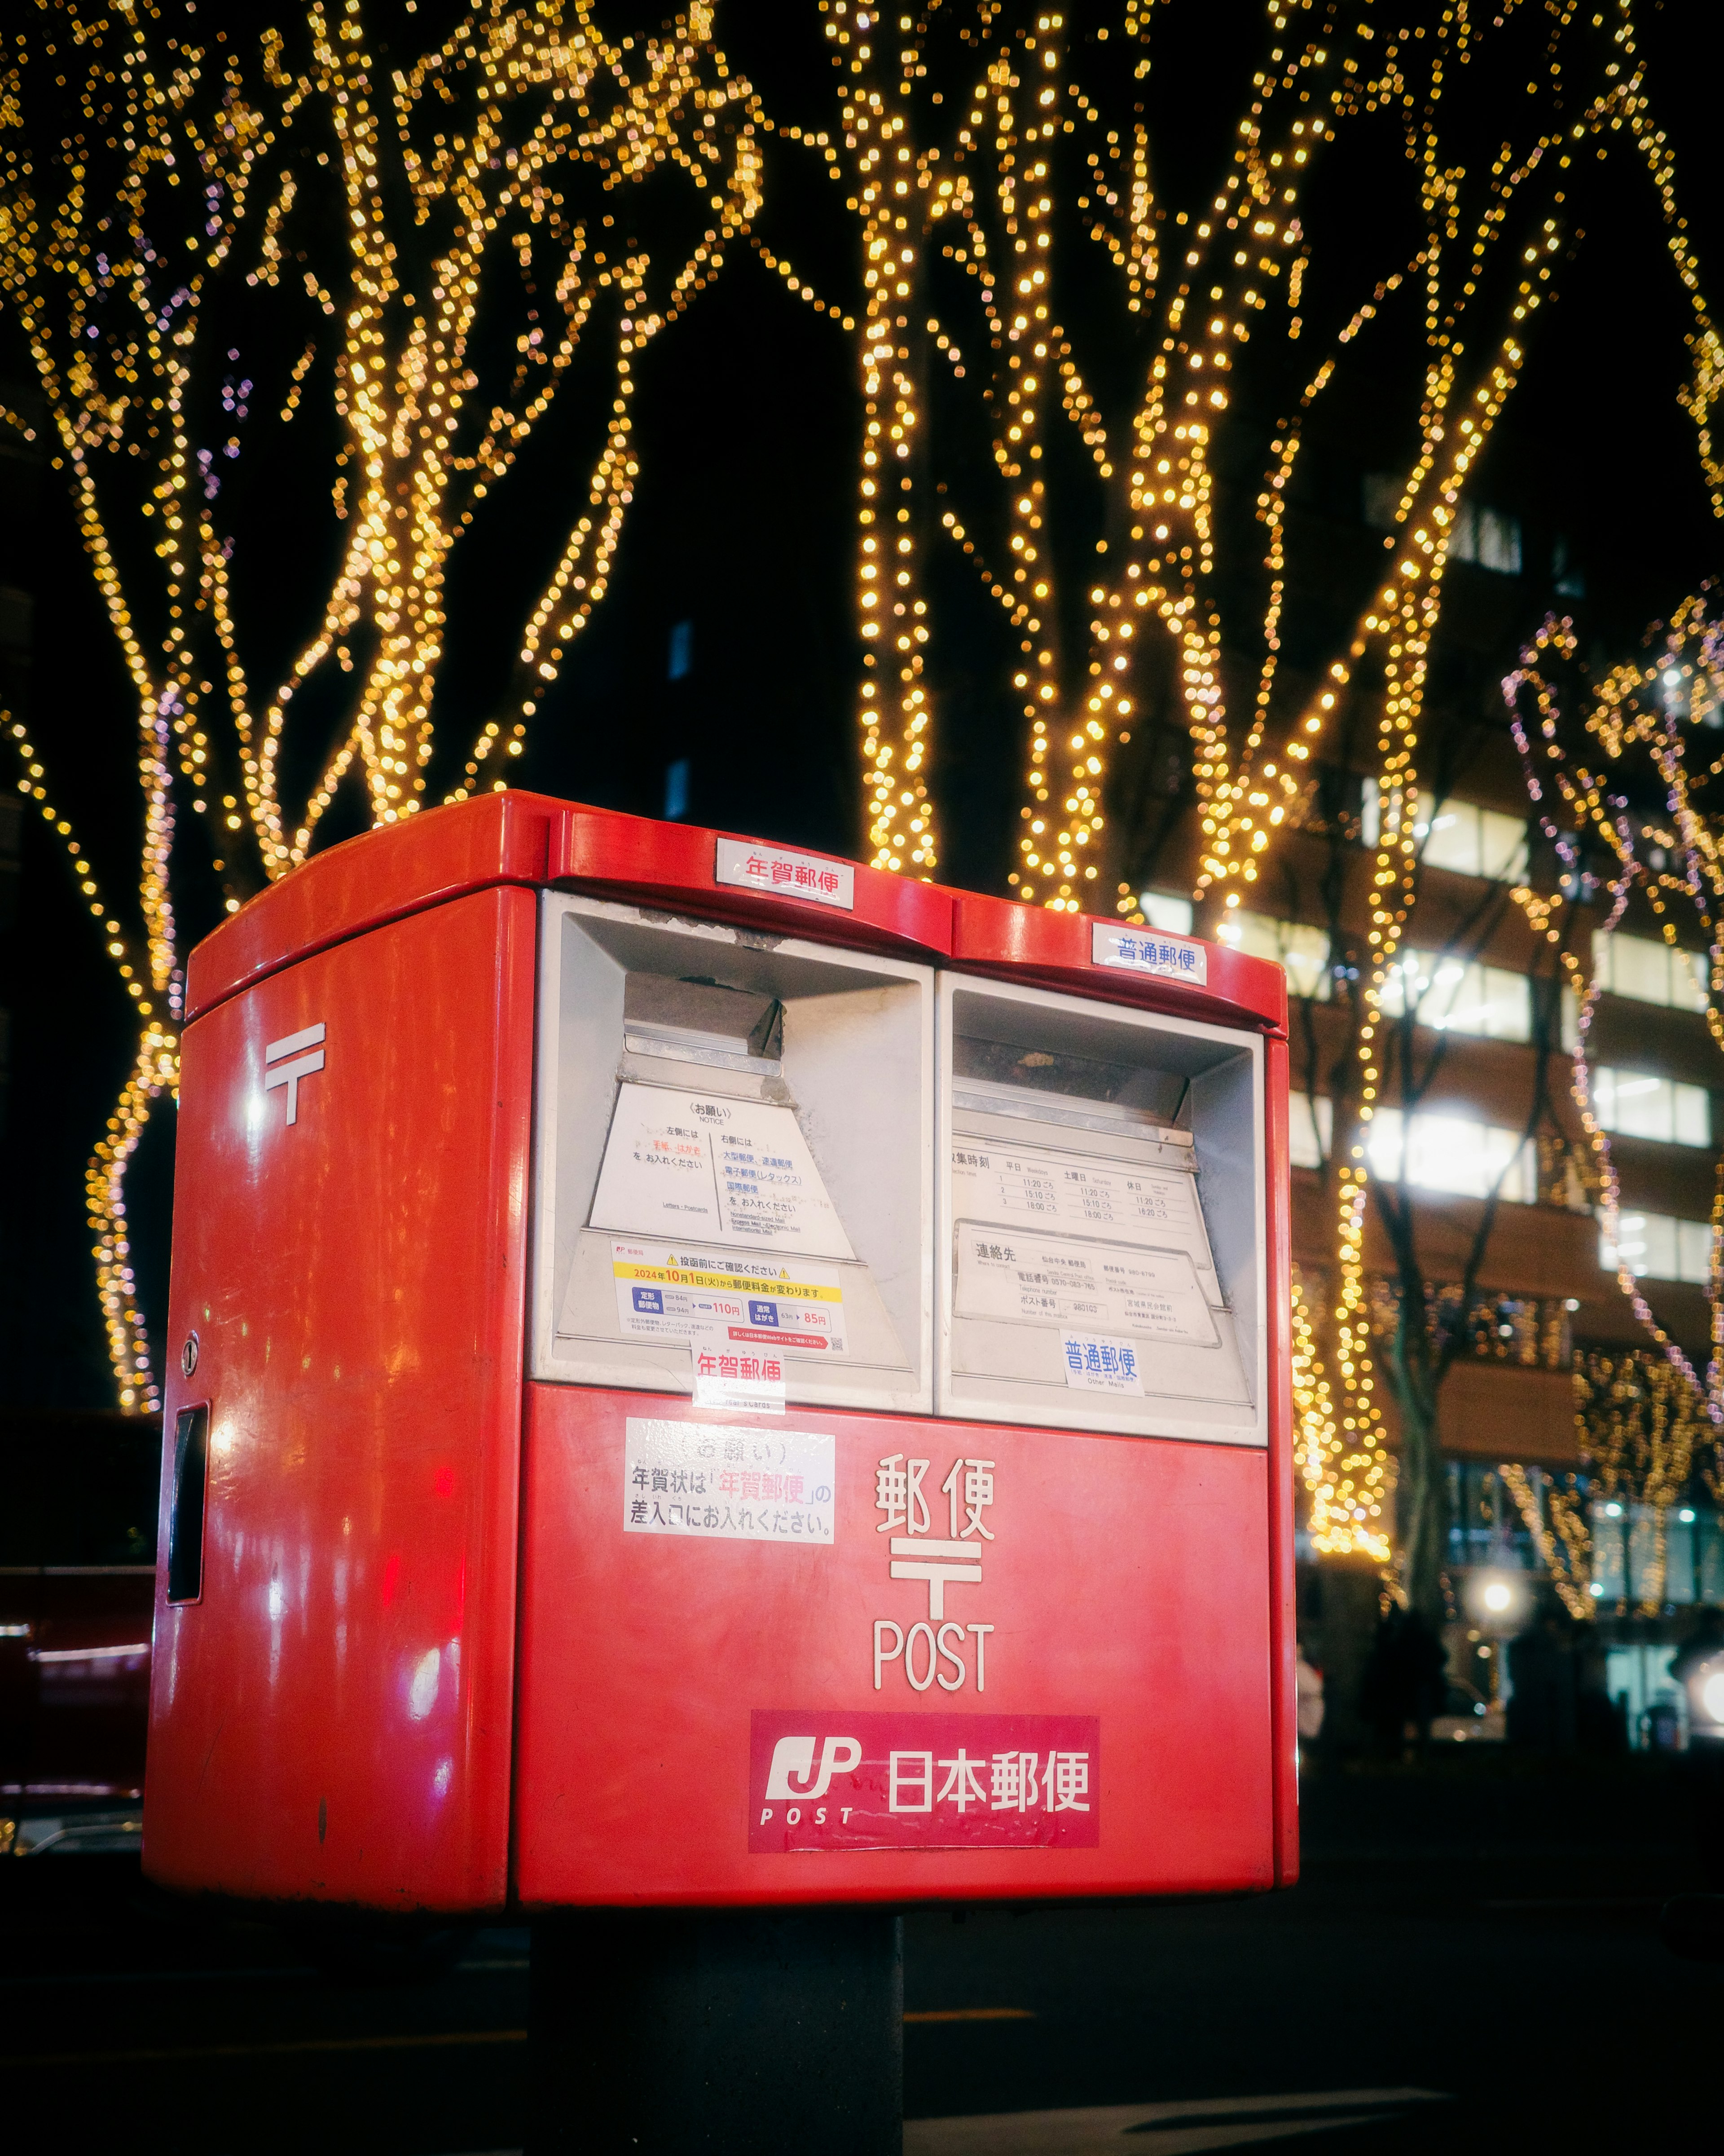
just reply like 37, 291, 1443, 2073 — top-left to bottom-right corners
1289, 1091, 1333, 1169
1219, 913, 1332, 999
1592, 931, 1710, 1013
1600, 1212, 1712, 1283
1416, 798, 1529, 881
1362, 476, 1521, 574
1365, 1108, 1537, 1203
1139, 890, 1194, 935
1592, 1067, 1711, 1147
1449, 502, 1523, 575
1378, 951, 1530, 1040
1360, 786, 1529, 882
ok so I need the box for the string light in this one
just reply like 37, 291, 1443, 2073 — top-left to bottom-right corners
1293, 1266, 1389, 1561
827, 0, 938, 873
1507, 599, 1724, 1440
6, 0, 1720, 1583
0, 3, 753, 1406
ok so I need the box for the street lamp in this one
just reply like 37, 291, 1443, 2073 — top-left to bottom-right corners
1693, 1663, 1724, 1739
1464, 1568, 1529, 1633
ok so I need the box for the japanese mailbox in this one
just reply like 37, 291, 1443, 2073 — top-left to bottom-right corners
143, 794, 1295, 1916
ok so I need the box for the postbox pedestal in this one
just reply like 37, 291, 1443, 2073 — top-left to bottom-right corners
529, 1906, 902, 2155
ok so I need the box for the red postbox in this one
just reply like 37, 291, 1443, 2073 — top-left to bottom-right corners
144, 794, 1293, 1926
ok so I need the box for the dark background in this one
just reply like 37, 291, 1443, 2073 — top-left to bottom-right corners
3, 0, 1722, 1412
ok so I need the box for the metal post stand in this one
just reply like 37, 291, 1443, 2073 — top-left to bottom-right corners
528, 1906, 903, 2155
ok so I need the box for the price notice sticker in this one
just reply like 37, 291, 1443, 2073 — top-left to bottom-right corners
610, 1241, 848, 1353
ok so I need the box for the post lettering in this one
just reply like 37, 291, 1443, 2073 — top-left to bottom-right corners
873, 1618, 904, 1691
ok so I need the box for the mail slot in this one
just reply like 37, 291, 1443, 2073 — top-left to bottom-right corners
143, 794, 1294, 1914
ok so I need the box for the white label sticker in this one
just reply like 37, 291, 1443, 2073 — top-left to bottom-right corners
714, 836, 855, 911
624, 1418, 835, 1542
954, 1226, 1218, 1346
1059, 1333, 1147, 1394
1091, 921, 1208, 986
690, 1318, 790, 1412
590, 1084, 856, 1258
609, 1241, 848, 1352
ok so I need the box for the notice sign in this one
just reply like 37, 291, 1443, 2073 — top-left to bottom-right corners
950, 1142, 1199, 1239
590, 1085, 855, 1259
715, 836, 855, 911
1091, 921, 1208, 986
954, 1226, 1218, 1346
624, 1419, 834, 1543
749, 1710, 1100, 1852
610, 1242, 848, 1353
691, 1318, 787, 1412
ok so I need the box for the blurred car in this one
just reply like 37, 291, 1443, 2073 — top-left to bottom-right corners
0, 1409, 159, 1856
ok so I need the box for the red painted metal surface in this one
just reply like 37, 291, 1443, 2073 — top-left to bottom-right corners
1263, 1033, 1299, 1885
187, 794, 953, 1027
550, 806, 954, 958
947, 892, 1287, 1034
513, 1386, 1272, 1908
145, 887, 536, 1910
184, 791, 568, 1023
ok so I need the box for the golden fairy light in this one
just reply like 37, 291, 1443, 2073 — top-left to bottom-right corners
773, 4, 1716, 1559
1507, 599, 1724, 1433
0, 1, 753, 1407
4, 0, 1718, 1592
822, 0, 940, 873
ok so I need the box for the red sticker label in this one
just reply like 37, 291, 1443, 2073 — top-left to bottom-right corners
749, 1710, 1099, 1852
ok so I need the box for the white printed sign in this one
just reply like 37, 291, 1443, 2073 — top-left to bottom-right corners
609, 1241, 847, 1352
590, 1084, 856, 1258
690, 1318, 789, 1412
715, 836, 855, 911
950, 1142, 1198, 1241
1091, 921, 1208, 986
1059, 1332, 1147, 1395
954, 1226, 1218, 1346
624, 1418, 835, 1543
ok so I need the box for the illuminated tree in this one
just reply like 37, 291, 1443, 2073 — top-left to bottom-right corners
1, 0, 757, 1404
759, 1, 1715, 1593
1504, 592, 1724, 1598
4, 0, 1722, 1588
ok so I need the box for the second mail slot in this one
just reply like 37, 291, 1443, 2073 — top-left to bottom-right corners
937, 973, 1263, 1443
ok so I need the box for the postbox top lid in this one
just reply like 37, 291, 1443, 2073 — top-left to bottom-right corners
183, 794, 953, 1019
183, 793, 1281, 1034
942, 889, 1287, 1034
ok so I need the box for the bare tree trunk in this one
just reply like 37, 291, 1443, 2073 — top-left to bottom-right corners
1389, 1317, 1447, 1627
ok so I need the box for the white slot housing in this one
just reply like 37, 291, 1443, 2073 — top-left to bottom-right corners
533, 893, 934, 1412
934, 975, 1265, 1444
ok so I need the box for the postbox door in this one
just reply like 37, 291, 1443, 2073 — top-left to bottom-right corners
144, 886, 536, 1910
512, 1384, 1273, 1905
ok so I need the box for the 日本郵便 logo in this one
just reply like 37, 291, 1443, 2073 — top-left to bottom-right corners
749, 1710, 1100, 1853
762, 1733, 864, 1802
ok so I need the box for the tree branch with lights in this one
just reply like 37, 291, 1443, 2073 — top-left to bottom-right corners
0, 0, 754, 1408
